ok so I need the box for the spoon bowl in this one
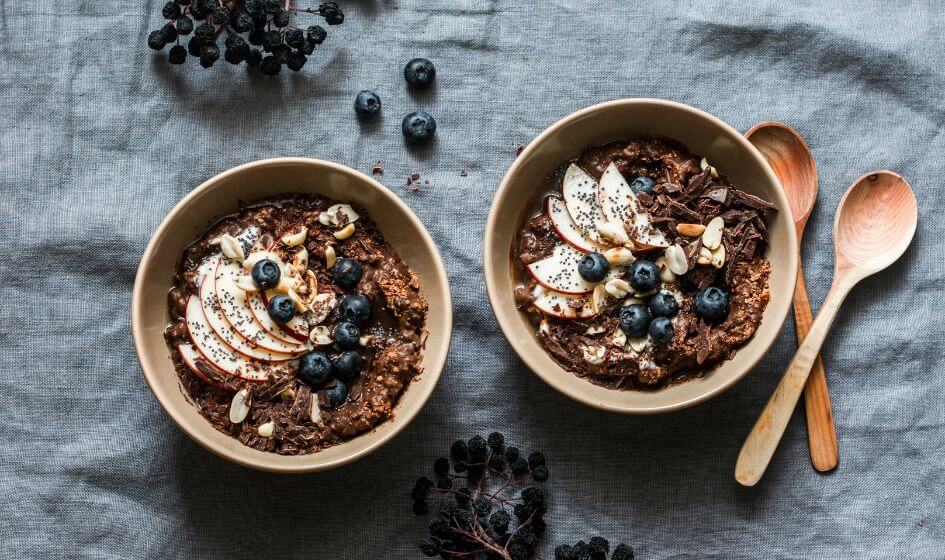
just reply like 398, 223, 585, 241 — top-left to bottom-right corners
746, 122, 818, 226
835, 171, 917, 275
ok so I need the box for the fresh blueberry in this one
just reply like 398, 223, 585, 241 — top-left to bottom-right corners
323, 379, 349, 407
403, 57, 436, 89
649, 291, 679, 318
628, 260, 660, 292
332, 350, 362, 380
695, 286, 730, 321
619, 304, 652, 338
333, 321, 361, 349
332, 258, 364, 290
267, 294, 296, 323
578, 252, 610, 283
354, 90, 381, 118
402, 111, 436, 145
298, 351, 332, 387
338, 294, 372, 325
251, 258, 281, 290
630, 176, 654, 194
649, 316, 674, 343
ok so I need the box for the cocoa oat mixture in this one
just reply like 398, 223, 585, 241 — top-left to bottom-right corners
164, 195, 427, 454
514, 138, 774, 389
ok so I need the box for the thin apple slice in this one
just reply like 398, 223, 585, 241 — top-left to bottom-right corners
185, 295, 271, 381
562, 164, 605, 244
248, 290, 310, 343
177, 343, 228, 388
547, 196, 598, 253
213, 260, 308, 354
526, 244, 623, 295
532, 286, 596, 319
598, 163, 669, 248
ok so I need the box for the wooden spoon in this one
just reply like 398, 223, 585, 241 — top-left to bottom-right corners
746, 122, 838, 472
735, 171, 917, 486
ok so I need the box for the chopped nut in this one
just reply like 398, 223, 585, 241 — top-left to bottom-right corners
697, 247, 713, 265
292, 247, 309, 273
711, 244, 726, 269
218, 234, 245, 261
700, 157, 719, 178
359, 334, 375, 347
309, 399, 321, 423
677, 223, 706, 237
702, 216, 724, 250
597, 220, 630, 245
610, 328, 627, 347
325, 204, 360, 226
655, 256, 676, 283
229, 389, 250, 424
288, 288, 306, 313
324, 245, 337, 269
308, 292, 337, 324
590, 284, 608, 315
318, 212, 332, 225
309, 325, 332, 345
581, 343, 606, 365
334, 223, 356, 240
585, 325, 606, 335
281, 227, 308, 247
603, 247, 635, 266
257, 421, 274, 438
664, 244, 689, 275
628, 336, 649, 353
604, 278, 631, 299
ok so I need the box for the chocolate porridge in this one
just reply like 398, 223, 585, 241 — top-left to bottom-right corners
164, 195, 428, 454
514, 139, 775, 389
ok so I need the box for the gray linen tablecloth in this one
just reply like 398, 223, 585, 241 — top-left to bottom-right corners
2, 1, 943, 558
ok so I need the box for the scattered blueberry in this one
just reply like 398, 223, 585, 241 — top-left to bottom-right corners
298, 351, 332, 387
630, 176, 654, 194
338, 294, 372, 325
332, 350, 362, 380
354, 90, 381, 118
619, 304, 651, 338
649, 291, 679, 318
404, 57, 436, 89
402, 111, 437, 145
333, 321, 361, 349
695, 286, 730, 321
252, 259, 281, 290
628, 260, 660, 292
267, 294, 296, 323
332, 258, 364, 290
323, 379, 349, 407
649, 316, 674, 343
578, 252, 610, 283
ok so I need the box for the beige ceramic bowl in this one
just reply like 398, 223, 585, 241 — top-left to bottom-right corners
133, 158, 452, 472
485, 99, 798, 414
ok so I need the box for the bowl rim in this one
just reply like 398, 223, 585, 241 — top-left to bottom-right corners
484, 98, 797, 414
132, 157, 453, 472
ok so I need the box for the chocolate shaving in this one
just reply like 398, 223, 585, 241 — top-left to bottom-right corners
732, 188, 777, 210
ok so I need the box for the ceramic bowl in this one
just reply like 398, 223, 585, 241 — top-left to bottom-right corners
484, 99, 797, 413
133, 158, 452, 472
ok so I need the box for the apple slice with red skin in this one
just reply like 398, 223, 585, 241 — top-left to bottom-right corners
251, 290, 310, 342
532, 286, 596, 319
562, 164, 606, 245
546, 196, 599, 253
598, 163, 669, 249
526, 244, 624, 295
213, 259, 308, 354
185, 295, 271, 381
177, 343, 229, 389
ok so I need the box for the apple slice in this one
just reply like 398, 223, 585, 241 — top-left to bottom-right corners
526, 244, 623, 295
547, 196, 598, 253
532, 286, 596, 319
562, 164, 605, 244
177, 343, 227, 388
248, 290, 310, 343
184, 295, 271, 381
598, 163, 669, 248
213, 260, 308, 354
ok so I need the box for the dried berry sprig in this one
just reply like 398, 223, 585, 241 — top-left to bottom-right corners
147, 0, 344, 74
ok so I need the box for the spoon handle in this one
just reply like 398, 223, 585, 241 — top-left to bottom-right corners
735, 281, 850, 486
793, 261, 840, 472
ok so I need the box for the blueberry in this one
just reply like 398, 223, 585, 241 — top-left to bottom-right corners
332, 350, 362, 380
630, 176, 654, 194
323, 379, 349, 407
338, 294, 372, 325
402, 111, 436, 145
332, 258, 363, 290
695, 286, 730, 321
354, 90, 381, 118
628, 260, 660, 292
649, 291, 679, 318
404, 57, 436, 89
267, 294, 295, 323
649, 316, 674, 343
298, 352, 332, 387
577, 252, 609, 283
619, 304, 651, 338
252, 258, 281, 290
333, 321, 361, 349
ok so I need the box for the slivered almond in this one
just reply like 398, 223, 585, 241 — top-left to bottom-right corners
603, 247, 635, 266
610, 328, 627, 347
604, 278, 631, 299
229, 389, 250, 424
697, 247, 713, 265
310, 399, 322, 423
591, 284, 608, 315
308, 292, 336, 324
219, 234, 245, 261
597, 220, 629, 245
325, 245, 337, 269
359, 334, 375, 347
288, 288, 306, 312
664, 244, 689, 275
711, 244, 726, 269
582, 344, 606, 365
309, 325, 332, 345
655, 256, 676, 283
326, 204, 360, 226
677, 223, 706, 237
585, 325, 606, 335
628, 336, 649, 353
281, 227, 308, 247
257, 421, 274, 437
334, 223, 356, 240
702, 217, 724, 250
